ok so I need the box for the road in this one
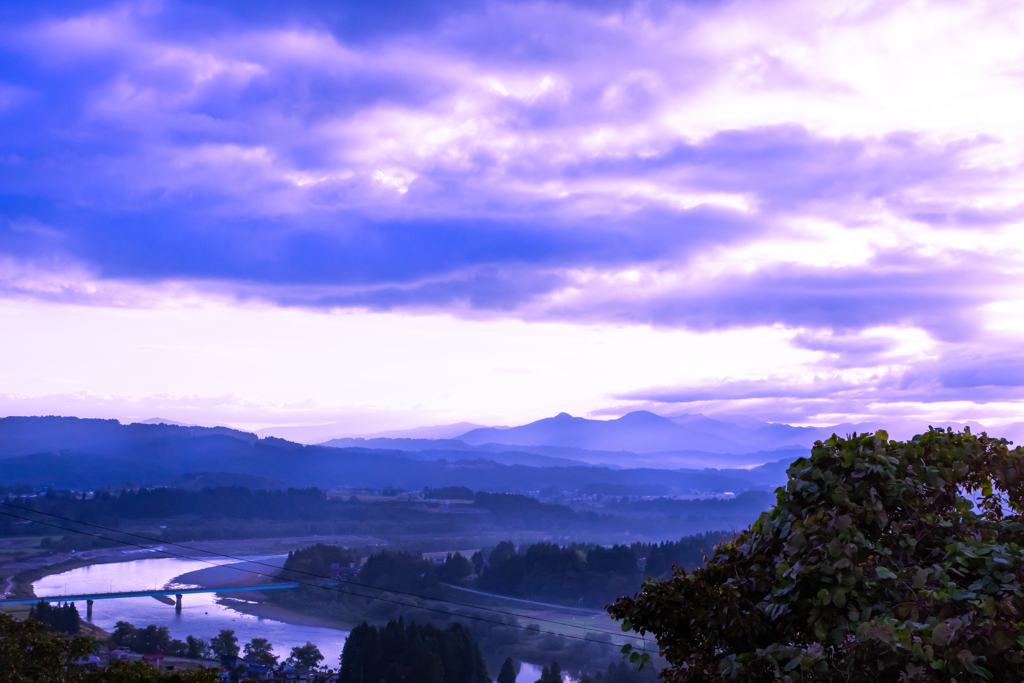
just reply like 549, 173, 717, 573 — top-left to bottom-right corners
1, 575, 13, 599
442, 583, 602, 614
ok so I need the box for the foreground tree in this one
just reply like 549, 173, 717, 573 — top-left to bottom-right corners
0, 613, 216, 682
610, 428, 1024, 682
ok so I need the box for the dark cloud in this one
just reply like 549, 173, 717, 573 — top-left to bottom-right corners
0, 0, 1017, 358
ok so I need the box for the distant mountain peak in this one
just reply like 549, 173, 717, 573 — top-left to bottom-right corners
138, 417, 191, 426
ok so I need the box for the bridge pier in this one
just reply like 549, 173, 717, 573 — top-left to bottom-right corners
87, 600, 93, 619
175, 594, 182, 613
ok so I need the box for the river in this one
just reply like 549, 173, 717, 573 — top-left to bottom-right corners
33, 556, 549, 682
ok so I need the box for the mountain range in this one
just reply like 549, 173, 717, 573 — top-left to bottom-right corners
0, 415, 790, 494
3, 412, 1020, 494
320, 410, 1015, 469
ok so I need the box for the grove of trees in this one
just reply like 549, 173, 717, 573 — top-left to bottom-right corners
339, 618, 490, 683
29, 600, 81, 635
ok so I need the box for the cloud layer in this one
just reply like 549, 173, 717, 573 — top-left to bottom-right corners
1, 0, 1024, 423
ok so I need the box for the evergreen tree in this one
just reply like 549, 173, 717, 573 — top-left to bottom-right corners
536, 661, 562, 683
28, 600, 81, 634
339, 620, 489, 683
497, 657, 517, 683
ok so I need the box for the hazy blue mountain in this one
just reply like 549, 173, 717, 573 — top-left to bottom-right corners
458, 411, 775, 454
0, 415, 795, 493
355, 422, 487, 439
256, 421, 489, 444
138, 417, 193, 426
456, 411, 996, 457
320, 436, 805, 470
319, 437, 592, 467
0, 415, 256, 460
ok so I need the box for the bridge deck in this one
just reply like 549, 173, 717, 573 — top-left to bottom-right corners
0, 582, 337, 606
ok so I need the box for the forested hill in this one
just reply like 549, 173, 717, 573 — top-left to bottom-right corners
0, 416, 794, 493
0, 416, 255, 459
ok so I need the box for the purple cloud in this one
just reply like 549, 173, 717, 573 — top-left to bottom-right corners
0, 0, 1022, 373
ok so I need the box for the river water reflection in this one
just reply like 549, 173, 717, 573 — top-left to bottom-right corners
34, 557, 547, 681
34, 556, 350, 665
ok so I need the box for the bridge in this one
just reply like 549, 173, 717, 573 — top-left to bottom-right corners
2, 582, 337, 615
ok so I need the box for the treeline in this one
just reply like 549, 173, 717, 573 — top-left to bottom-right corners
275, 532, 726, 613
1, 486, 757, 551
110, 622, 324, 668
608, 489, 772, 516
16, 486, 331, 520
475, 532, 727, 607
424, 486, 474, 500
279, 543, 360, 580
340, 619, 489, 683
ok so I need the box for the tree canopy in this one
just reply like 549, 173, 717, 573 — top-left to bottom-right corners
339, 619, 489, 683
610, 428, 1024, 682
0, 613, 217, 682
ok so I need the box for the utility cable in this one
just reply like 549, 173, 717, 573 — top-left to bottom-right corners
0, 503, 642, 645
0, 501, 616, 630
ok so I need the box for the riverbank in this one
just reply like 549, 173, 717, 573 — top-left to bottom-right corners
214, 594, 346, 630
0, 533, 386, 603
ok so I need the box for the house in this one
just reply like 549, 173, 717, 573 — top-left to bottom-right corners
246, 664, 274, 681
157, 657, 221, 674
329, 562, 359, 579
73, 654, 101, 670
142, 653, 165, 668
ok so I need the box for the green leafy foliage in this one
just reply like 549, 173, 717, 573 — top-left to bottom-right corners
609, 428, 1024, 682
0, 614, 217, 682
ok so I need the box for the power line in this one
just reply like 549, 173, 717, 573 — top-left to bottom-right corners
0, 507, 622, 645
0, 503, 642, 645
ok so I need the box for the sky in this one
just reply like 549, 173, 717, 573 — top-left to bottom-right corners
1, 0, 1023, 433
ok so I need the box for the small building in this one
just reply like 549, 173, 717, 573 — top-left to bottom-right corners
246, 664, 274, 681
73, 654, 101, 670
142, 653, 165, 668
